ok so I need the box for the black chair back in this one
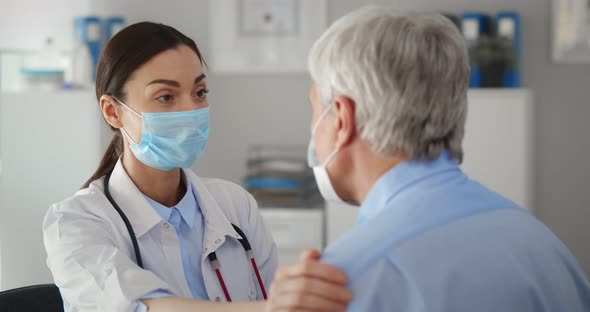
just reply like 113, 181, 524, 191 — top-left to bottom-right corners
0, 284, 63, 312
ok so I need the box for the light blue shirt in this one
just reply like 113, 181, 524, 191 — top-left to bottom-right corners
322, 151, 590, 311
136, 177, 208, 311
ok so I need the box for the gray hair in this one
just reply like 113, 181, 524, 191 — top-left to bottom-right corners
308, 7, 470, 163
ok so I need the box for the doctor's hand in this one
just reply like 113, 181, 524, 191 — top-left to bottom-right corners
265, 249, 352, 312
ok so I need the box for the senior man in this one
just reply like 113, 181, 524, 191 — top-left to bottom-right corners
268, 7, 590, 312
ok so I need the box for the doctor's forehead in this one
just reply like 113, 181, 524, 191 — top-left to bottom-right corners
130, 45, 205, 87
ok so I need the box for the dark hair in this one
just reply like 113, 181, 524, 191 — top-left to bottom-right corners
82, 22, 205, 189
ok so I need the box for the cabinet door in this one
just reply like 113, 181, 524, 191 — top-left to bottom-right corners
463, 89, 534, 211
259, 208, 324, 265
0, 91, 105, 290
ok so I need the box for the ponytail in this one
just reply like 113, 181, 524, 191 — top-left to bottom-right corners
81, 131, 123, 189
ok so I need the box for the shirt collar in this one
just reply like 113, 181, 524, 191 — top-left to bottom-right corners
183, 170, 242, 245
102, 159, 240, 244
358, 150, 460, 225
144, 173, 198, 229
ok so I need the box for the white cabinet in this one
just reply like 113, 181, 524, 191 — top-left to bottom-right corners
326, 89, 535, 244
462, 89, 534, 211
0, 91, 106, 290
259, 208, 324, 265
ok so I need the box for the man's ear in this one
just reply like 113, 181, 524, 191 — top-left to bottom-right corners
333, 95, 357, 148
100, 95, 123, 129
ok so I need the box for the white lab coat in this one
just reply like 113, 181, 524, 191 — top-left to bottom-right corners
43, 160, 278, 312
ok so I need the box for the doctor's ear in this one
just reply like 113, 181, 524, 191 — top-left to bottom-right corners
100, 95, 123, 129
333, 95, 357, 147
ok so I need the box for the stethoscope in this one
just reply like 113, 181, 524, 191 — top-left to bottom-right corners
103, 170, 268, 302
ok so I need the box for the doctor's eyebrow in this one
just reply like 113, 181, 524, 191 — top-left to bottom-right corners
146, 74, 206, 88
194, 74, 206, 84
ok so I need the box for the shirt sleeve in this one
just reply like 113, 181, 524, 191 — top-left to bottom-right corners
246, 193, 279, 300
43, 200, 177, 312
347, 257, 425, 312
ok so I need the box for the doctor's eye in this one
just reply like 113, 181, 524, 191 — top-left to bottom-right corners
194, 88, 209, 100
156, 94, 175, 104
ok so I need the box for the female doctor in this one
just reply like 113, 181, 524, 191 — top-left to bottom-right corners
43, 22, 351, 312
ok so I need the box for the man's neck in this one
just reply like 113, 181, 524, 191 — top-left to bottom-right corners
353, 153, 407, 205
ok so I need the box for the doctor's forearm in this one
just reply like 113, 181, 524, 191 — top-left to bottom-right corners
141, 297, 265, 312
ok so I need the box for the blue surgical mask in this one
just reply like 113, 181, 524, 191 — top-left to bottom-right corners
115, 98, 209, 171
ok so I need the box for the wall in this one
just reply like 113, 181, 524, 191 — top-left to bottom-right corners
0, 0, 91, 50
1, 0, 589, 284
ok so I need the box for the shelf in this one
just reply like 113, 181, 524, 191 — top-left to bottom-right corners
468, 88, 532, 99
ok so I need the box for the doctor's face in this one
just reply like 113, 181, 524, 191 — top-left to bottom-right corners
117, 45, 209, 144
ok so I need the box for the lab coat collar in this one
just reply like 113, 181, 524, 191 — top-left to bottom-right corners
184, 169, 242, 246
105, 160, 241, 245
107, 159, 163, 238
145, 174, 198, 229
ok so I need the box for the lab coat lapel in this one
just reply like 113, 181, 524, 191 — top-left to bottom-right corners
106, 160, 162, 238
184, 169, 241, 254
184, 169, 254, 301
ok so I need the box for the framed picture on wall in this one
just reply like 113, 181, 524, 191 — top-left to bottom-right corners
208, 0, 327, 73
553, 0, 590, 62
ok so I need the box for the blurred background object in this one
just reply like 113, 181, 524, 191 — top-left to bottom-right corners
245, 145, 324, 267
208, 0, 327, 73
462, 12, 493, 88
461, 11, 521, 88
470, 36, 517, 87
0, 13, 125, 93
496, 11, 521, 87
259, 208, 324, 266
553, 0, 590, 62
73, 16, 102, 82
245, 145, 321, 208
